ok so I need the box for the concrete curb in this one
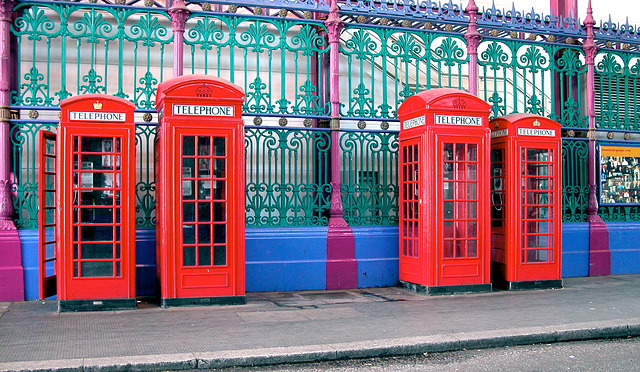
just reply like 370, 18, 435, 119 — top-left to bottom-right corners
2, 319, 640, 372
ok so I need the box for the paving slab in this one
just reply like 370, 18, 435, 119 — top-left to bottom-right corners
1, 275, 640, 371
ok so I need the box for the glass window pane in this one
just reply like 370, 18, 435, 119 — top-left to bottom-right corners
467, 183, 477, 199
468, 240, 477, 257
198, 202, 211, 222
81, 261, 113, 277
213, 137, 226, 156
214, 245, 226, 266
80, 226, 113, 242
183, 202, 195, 222
467, 144, 477, 162
198, 159, 211, 177
214, 224, 226, 244
455, 143, 466, 161
183, 136, 195, 156
456, 240, 466, 258
212, 180, 225, 200
183, 225, 195, 244
198, 136, 211, 156
214, 159, 225, 178
468, 202, 477, 219
81, 243, 113, 259
444, 240, 453, 258
443, 143, 453, 161
467, 164, 477, 181
198, 224, 211, 244
183, 246, 196, 266
182, 158, 195, 177
444, 182, 453, 199
198, 246, 211, 266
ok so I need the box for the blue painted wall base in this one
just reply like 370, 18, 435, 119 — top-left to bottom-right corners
246, 227, 327, 292
607, 222, 640, 275
353, 226, 399, 288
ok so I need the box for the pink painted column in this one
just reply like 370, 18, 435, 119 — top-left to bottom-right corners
324, 0, 357, 289
168, 0, 189, 78
583, 0, 611, 276
464, 0, 481, 96
0, 0, 24, 301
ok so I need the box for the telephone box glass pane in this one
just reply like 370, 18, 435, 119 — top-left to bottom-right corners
198, 246, 211, 266
400, 142, 420, 258
443, 142, 479, 259
181, 135, 229, 268
521, 147, 554, 263
72, 135, 123, 278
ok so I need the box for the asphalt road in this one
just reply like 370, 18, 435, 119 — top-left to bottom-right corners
206, 337, 640, 372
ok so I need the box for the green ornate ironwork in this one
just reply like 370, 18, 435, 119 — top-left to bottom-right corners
340, 131, 398, 225
184, 15, 330, 117
11, 3, 172, 107
135, 125, 156, 228
562, 140, 589, 222
478, 40, 587, 127
599, 206, 640, 222
595, 51, 640, 131
244, 127, 331, 227
10, 122, 57, 230
339, 26, 468, 119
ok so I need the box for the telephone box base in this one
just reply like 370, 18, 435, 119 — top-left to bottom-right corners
400, 281, 492, 296
495, 279, 564, 291
58, 298, 137, 313
161, 296, 246, 308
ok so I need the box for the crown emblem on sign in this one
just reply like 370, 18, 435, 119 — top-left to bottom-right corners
453, 97, 466, 109
533, 119, 541, 127
93, 101, 102, 110
196, 84, 213, 98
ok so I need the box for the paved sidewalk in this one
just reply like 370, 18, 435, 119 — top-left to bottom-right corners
1, 274, 640, 371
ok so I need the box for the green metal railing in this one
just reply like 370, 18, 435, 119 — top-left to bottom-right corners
184, 14, 330, 116
7, 1, 639, 228
562, 139, 589, 222
340, 130, 398, 225
478, 40, 587, 127
340, 26, 468, 119
244, 127, 331, 227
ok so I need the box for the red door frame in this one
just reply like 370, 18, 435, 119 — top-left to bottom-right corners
155, 75, 246, 305
57, 95, 136, 303
489, 114, 562, 287
38, 130, 57, 299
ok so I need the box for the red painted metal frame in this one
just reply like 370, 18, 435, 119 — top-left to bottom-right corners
489, 114, 563, 283
57, 95, 136, 300
397, 88, 492, 288
38, 131, 57, 299
155, 75, 245, 300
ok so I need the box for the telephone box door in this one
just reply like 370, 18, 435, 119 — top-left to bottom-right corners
436, 133, 487, 286
38, 131, 57, 299
58, 128, 136, 300
516, 144, 560, 280
174, 128, 239, 298
399, 136, 423, 284
57, 94, 137, 310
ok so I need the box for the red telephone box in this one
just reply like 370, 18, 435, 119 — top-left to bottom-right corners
54, 95, 137, 311
155, 75, 246, 307
397, 89, 492, 294
489, 114, 563, 290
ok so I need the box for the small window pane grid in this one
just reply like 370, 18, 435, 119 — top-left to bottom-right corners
71, 136, 123, 278
42, 136, 57, 278
443, 143, 479, 259
400, 143, 419, 258
490, 148, 506, 262
521, 148, 554, 264
181, 136, 227, 268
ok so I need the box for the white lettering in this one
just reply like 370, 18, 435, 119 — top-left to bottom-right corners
517, 128, 555, 137
173, 104, 234, 117
69, 111, 126, 122
435, 115, 482, 126
402, 115, 425, 130
491, 128, 509, 138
